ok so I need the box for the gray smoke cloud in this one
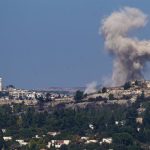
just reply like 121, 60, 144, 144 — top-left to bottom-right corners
101, 7, 150, 86
84, 81, 97, 94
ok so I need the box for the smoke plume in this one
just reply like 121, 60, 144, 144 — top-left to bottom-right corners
101, 7, 150, 86
84, 81, 97, 94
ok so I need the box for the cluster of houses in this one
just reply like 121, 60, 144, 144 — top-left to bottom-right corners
6, 87, 68, 101
2, 131, 70, 149
47, 140, 70, 149
1, 125, 80, 148
1, 80, 150, 108
86, 80, 150, 104
80, 136, 112, 145
0, 85, 72, 106
3, 133, 113, 149
1, 122, 129, 149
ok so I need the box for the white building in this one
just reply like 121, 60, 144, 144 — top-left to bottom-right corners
3, 136, 12, 141
0, 78, 2, 91
100, 138, 112, 145
85, 140, 98, 144
2, 129, 6, 133
89, 124, 94, 130
49, 140, 70, 148
16, 139, 28, 146
47, 131, 60, 136
81, 137, 89, 140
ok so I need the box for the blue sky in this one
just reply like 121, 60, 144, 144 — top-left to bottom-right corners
0, 0, 150, 89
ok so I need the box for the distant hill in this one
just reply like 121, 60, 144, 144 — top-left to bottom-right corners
43, 87, 86, 93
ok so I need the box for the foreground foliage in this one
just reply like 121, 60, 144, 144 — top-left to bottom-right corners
0, 98, 150, 149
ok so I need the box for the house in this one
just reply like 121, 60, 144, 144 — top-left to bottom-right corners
115, 121, 119, 125
47, 142, 51, 148
136, 117, 143, 124
115, 120, 125, 126
50, 140, 70, 148
3, 136, 12, 141
47, 131, 60, 136
35, 135, 40, 139
85, 140, 98, 144
120, 121, 125, 126
81, 137, 89, 140
137, 107, 145, 115
100, 138, 112, 145
16, 139, 28, 146
89, 124, 94, 130
137, 128, 141, 132
2, 129, 6, 133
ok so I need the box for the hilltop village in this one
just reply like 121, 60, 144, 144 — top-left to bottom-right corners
0, 79, 150, 109
81, 80, 150, 107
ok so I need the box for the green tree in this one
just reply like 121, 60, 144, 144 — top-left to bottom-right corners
124, 82, 131, 90
128, 144, 141, 150
102, 87, 107, 93
60, 144, 69, 150
29, 139, 39, 150
113, 132, 133, 147
135, 80, 138, 86
126, 107, 137, 126
74, 91, 84, 102
37, 96, 44, 110
140, 91, 145, 101
28, 139, 46, 150
143, 129, 150, 142
45, 93, 52, 102
0, 129, 5, 150
144, 103, 150, 125
6, 85, 15, 89
109, 93, 114, 100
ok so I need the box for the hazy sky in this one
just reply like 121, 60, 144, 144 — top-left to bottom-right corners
0, 0, 150, 89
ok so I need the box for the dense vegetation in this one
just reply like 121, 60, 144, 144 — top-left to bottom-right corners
0, 97, 150, 149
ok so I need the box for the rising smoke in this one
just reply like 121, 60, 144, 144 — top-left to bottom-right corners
84, 81, 97, 94
101, 7, 150, 86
